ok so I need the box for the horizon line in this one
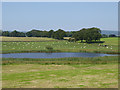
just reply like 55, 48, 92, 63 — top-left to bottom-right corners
1, 29, 118, 32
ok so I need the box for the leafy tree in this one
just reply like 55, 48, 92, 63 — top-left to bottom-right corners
53, 29, 66, 40
19, 32, 26, 37
2, 31, 10, 36
72, 27, 102, 42
41, 31, 48, 37
0, 30, 2, 36
9, 30, 25, 37
73, 28, 86, 42
88, 27, 101, 41
26, 29, 48, 37
48, 30, 54, 38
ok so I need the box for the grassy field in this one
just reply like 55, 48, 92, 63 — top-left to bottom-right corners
101, 37, 118, 46
2, 63, 118, 88
1, 37, 119, 88
1, 37, 119, 54
2, 56, 118, 88
1, 36, 56, 42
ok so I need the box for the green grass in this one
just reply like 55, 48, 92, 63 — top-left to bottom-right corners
2, 37, 119, 54
2, 56, 118, 65
2, 63, 118, 88
101, 37, 118, 45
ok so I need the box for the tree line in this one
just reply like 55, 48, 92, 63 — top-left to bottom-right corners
1, 27, 117, 41
1, 29, 76, 40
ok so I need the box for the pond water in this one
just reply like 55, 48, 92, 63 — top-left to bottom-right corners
1, 52, 117, 58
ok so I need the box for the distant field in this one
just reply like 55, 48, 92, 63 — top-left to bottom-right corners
2, 37, 118, 54
1, 36, 56, 42
101, 37, 118, 45
64, 37, 71, 40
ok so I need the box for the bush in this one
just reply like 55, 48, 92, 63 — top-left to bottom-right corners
109, 34, 116, 37
46, 46, 53, 51
68, 38, 75, 42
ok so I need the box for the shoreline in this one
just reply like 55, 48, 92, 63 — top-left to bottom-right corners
1, 50, 119, 54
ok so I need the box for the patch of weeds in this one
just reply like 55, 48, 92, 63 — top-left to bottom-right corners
100, 83, 116, 88
58, 78, 69, 82
77, 84, 86, 87
34, 77, 45, 79
54, 86, 60, 88
19, 79, 31, 82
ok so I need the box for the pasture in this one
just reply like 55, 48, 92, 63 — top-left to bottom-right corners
1, 37, 118, 54
1, 36, 56, 42
1, 37, 119, 88
2, 63, 118, 88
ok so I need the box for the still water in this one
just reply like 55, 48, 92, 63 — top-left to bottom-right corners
1, 52, 116, 58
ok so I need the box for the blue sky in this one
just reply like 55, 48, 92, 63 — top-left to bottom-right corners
2, 2, 118, 31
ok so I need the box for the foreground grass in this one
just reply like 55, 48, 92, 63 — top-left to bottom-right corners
2, 37, 119, 54
2, 63, 118, 88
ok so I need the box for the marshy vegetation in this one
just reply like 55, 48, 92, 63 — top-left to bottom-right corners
2, 56, 118, 65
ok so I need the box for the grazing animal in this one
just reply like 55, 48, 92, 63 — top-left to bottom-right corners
103, 45, 108, 47
98, 44, 108, 47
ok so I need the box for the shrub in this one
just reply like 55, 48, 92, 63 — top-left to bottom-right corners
68, 38, 75, 42
46, 46, 53, 51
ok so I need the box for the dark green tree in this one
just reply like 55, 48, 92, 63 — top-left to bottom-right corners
53, 29, 66, 40
109, 34, 116, 37
48, 30, 54, 38
2, 31, 10, 36
26, 29, 48, 37
9, 30, 25, 37
72, 27, 102, 42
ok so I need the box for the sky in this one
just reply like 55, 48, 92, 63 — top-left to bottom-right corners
2, 2, 118, 31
